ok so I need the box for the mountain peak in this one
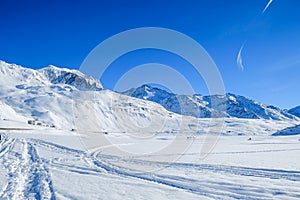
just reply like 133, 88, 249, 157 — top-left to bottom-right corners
0, 60, 103, 91
289, 106, 300, 118
122, 85, 299, 121
39, 65, 103, 91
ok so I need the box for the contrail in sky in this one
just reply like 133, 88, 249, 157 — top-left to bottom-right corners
236, 0, 273, 71
237, 44, 245, 71
262, 0, 274, 14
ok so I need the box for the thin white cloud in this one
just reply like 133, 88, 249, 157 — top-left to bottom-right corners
237, 44, 245, 71
262, 0, 274, 14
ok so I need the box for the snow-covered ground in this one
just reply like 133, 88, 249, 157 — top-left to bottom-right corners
0, 119, 299, 200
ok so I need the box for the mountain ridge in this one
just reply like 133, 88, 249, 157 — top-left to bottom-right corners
0, 60, 103, 91
0, 60, 299, 132
122, 84, 299, 121
0, 60, 179, 130
289, 106, 300, 118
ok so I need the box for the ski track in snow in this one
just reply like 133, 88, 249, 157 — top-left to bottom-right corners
91, 151, 300, 199
32, 139, 107, 175
1, 136, 300, 199
0, 138, 56, 200
106, 155, 300, 182
0, 135, 16, 160
31, 139, 300, 199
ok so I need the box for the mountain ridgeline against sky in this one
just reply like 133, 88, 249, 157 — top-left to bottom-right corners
0, 60, 105, 128
0, 61, 103, 91
288, 106, 300, 118
0, 60, 299, 130
0, 60, 178, 130
122, 85, 299, 121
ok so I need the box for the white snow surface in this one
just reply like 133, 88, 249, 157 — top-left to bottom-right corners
0, 101, 27, 121
0, 124, 300, 199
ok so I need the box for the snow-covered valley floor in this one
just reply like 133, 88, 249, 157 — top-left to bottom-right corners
0, 121, 300, 200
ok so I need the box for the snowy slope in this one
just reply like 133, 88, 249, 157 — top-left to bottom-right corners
39, 65, 102, 91
289, 106, 300, 118
123, 85, 298, 120
0, 60, 49, 87
0, 61, 181, 130
224, 93, 296, 120
0, 61, 104, 128
0, 60, 102, 90
0, 61, 86, 127
272, 124, 300, 136
0, 60, 298, 133
122, 85, 220, 118
0, 101, 27, 121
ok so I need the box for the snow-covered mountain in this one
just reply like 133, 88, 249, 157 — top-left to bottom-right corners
0, 60, 180, 131
39, 65, 102, 91
0, 60, 102, 90
288, 106, 300, 118
122, 85, 224, 118
0, 60, 103, 128
0, 60, 298, 133
122, 85, 298, 120
272, 124, 300, 136
0, 101, 27, 121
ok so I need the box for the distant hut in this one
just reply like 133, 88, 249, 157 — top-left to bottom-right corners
28, 120, 35, 125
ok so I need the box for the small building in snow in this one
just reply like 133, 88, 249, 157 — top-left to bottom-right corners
28, 120, 35, 125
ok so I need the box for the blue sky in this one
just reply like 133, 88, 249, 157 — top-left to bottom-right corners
0, 0, 299, 108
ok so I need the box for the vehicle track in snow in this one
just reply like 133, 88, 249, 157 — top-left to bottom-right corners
91, 150, 300, 199
27, 139, 300, 199
33, 140, 224, 198
108, 155, 300, 182
0, 139, 56, 200
32, 139, 107, 175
